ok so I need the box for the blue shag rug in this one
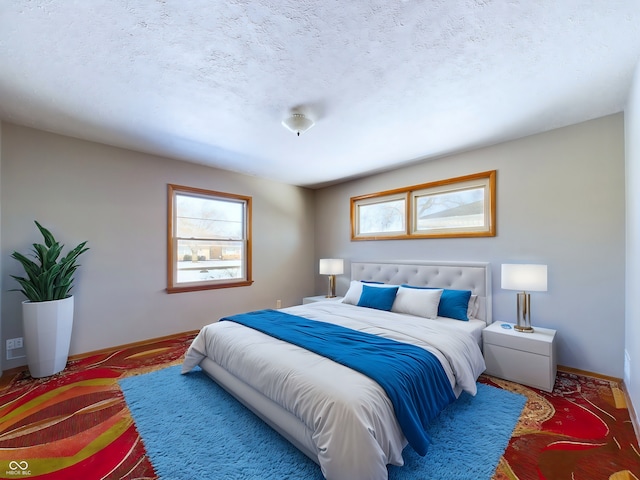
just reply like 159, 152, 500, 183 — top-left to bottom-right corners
119, 366, 526, 480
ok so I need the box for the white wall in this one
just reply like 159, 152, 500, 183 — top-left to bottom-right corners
0, 123, 316, 369
315, 114, 626, 378
625, 61, 640, 424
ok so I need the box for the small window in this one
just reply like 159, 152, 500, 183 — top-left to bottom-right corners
167, 184, 252, 293
352, 192, 408, 239
411, 174, 494, 237
351, 171, 496, 240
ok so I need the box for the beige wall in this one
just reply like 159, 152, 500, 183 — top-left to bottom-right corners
315, 114, 626, 378
0, 123, 315, 369
625, 61, 640, 425
1, 114, 628, 381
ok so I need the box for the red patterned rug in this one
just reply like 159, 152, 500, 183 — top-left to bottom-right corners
0, 333, 638, 479
483, 373, 640, 480
0, 335, 193, 479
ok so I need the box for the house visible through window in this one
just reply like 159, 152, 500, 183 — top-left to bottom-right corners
167, 184, 252, 293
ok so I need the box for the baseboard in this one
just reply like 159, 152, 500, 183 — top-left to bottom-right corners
621, 381, 640, 447
0, 330, 199, 387
67, 330, 199, 361
558, 364, 622, 383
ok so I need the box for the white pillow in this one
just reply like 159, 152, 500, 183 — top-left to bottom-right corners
467, 295, 480, 319
391, 286, 443, 319
342, 280, 397, 305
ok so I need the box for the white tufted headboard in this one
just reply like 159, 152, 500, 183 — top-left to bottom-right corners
350, 261, 492, 324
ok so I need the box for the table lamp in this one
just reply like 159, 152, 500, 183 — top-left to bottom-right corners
319, 259, 344, 298
501, 264, 547, 333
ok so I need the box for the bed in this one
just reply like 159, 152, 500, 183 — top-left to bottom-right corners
181, 261, 491, 480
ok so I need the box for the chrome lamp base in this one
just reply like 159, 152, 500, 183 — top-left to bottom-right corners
325, 275, 337, 298
514, 291, 534, 333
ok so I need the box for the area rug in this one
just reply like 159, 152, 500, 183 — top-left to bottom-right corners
485, 373, 640, 479
120, 365, 526, 480
0, 334, 195, 480
2, 333, 638, 480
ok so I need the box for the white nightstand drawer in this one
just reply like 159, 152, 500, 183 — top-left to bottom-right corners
483, 324, 555, 356
484, 343, 556, 391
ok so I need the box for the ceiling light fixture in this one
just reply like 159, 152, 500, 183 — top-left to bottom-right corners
282, 113, 314, 136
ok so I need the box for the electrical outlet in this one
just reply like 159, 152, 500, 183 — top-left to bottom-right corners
6, 337, 26, 360
276, 299, 282, 308
6, 337, 23, 350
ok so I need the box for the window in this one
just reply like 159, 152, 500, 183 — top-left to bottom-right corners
411, 173, 494, 237
352, 192, 407, 238
167, 184, 252, 293
351, 171, 496, 240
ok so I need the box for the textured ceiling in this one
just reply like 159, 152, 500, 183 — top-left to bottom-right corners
1, 1, 639, 188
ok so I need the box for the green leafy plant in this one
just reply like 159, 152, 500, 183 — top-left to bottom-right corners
10, 221, 89, 302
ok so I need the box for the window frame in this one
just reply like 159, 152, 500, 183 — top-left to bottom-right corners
351, 170, 496, 240
167, 184, 253, 293
351, 191, 409, 239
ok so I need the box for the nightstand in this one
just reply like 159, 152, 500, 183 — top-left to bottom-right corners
483, 322, 557, 392
302, 295, 344, 304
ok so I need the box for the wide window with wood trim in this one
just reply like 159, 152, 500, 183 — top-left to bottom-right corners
167, 184, 252, 293
351, 170, 496, 240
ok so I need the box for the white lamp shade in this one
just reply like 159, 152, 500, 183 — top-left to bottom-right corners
319, 258, 344, 275
501, 264, 547, 292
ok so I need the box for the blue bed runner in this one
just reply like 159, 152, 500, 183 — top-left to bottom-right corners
221, 309, 456, 455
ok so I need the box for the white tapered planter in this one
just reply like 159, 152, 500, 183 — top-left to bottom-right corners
22, 296, 74, 378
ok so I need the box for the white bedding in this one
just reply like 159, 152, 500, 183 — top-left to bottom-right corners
430, 315, 486, 346
182, 301, 486, 480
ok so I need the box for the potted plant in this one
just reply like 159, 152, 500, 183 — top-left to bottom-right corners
10, 221, 89, 378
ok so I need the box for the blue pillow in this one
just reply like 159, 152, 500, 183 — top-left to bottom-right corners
401, 285, 471, 321
438, 289, 472, 321
357, 284, 399, 311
